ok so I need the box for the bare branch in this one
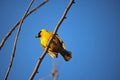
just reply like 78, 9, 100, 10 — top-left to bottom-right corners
29, 0, 74, 80
0, 0, 48, 50
4, 0, 35, 80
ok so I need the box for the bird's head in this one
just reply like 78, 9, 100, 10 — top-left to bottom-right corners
35, 29, 47, 38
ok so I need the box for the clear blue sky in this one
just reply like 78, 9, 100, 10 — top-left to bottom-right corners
0, 0, 120, 80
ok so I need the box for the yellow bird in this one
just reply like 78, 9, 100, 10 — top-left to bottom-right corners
36, 29, 72, 61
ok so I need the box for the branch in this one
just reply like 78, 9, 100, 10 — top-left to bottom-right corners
4, 0, 35, 80
29, 0, 74, 80
0, 0, 48, 50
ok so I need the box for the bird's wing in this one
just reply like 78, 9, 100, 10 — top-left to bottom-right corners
48, 50, 58, 58
56, 34, 66, 49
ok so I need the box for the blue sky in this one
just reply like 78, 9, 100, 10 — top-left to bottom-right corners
0, 0, 120, 80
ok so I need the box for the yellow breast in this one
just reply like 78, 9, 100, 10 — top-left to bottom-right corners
40, 31, 52, 48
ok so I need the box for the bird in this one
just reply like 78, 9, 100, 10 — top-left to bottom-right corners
36, 29, 72, 61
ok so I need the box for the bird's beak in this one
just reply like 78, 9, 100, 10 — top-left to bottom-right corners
36, 31, 41, 38
35, 35, 40, 38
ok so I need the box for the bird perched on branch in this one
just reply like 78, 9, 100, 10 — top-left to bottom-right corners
36, 29, 72, 61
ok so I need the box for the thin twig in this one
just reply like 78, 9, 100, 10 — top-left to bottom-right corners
39, 59, 61, 80
52, 69, 58, 80
29, 0, 74, 80
52, 59, 61, 80
4, 0, 35, 80
0, 0, 48, 50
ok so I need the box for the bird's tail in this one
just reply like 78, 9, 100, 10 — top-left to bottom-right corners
60, 49, 72, 61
